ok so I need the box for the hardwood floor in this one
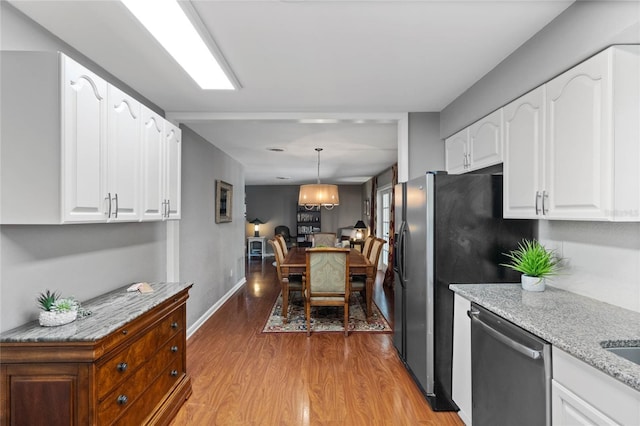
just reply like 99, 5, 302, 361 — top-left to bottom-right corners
170, 257, 463, 425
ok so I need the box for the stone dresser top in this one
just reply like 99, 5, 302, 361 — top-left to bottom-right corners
449, 283, 640, 392
0, 282, 193, 343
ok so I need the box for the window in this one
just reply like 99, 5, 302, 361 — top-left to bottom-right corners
377, 185, 392, 269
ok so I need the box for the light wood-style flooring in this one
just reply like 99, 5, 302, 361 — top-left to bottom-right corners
170, 258, 463, 425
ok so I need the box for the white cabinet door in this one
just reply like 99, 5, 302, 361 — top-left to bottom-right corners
545, 50, 612, 220
445, 129, 469, 174
107, 85, 141, 222
140, 107, 165, 221
503, 87, 545, 219
452, 294, 472, 426
552, 380, 618, 425
62, 55, 108, 223
164, 121, 181, 220
469, 108, 502, 171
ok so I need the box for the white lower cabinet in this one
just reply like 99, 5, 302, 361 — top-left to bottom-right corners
552, 347, 640, 425
452, 294, 472, 425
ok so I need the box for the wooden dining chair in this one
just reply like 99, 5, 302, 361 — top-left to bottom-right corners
312, 232, 337, 247
362, 235, 375, 258
304, 247, 351, 336
351, 237, 386, 298
269, 239, 302, 322
275, 234, 288, 256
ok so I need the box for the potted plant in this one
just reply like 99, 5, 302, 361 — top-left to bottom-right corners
501, 239, 560, 292
37, 290, 79, 327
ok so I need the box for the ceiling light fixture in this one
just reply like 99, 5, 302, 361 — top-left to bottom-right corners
121, 0, 235, 90
298, 148, 339, 210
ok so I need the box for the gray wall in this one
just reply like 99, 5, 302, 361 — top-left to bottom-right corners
439, 1, 640, 311
440, 1, 640, 138
245, 184, 364, 252
0, 1, 169, 332
179, 126, 246, 327
408, 112, 443, 180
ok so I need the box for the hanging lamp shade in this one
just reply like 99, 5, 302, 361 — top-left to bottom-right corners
298, 148, 340, 209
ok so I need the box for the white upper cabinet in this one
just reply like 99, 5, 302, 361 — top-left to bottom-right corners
504, 45, 640, 221
107, 85, 141, 222
164, 121, 182, 220
445, 128, 469, 174
61, 54, 109, 223
469, 108, 503, 171
445, 110, 503, 174
503, 86, 545, 219
0, 51, 181, 224
141, 107, 165, 221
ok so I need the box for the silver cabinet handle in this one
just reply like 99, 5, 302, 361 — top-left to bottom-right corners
535, 191, 541, 215
166, 199, 171, 218
469, 309, 542, 360
542, 191, 548, 215
106, 193, 112, 217
112, 193, 119, 218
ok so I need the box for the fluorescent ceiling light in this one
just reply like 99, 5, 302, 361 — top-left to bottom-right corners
121, 0, 235, 90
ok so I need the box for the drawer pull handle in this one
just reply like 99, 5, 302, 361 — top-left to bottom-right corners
122, 330, 128, 335
117, 362, 128, 372
171, 321, 179, 329
117, 395, 128, 405
171, 345, 179, 353
170, 370, 179, 377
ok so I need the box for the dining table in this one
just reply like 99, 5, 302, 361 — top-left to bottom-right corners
280, 246, 376, 319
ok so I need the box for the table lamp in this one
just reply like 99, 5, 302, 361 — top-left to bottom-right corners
354, 220, 367, 240
250, 218, 264, 237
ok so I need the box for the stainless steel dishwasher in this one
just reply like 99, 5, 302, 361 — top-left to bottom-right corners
469, 303, 551, 426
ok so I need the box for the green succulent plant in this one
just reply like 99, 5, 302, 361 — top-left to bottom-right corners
51, 298, 79, 313
501, 239, 561, 278
36, 290, 60, 312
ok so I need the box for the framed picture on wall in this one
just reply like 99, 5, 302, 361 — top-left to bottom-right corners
216, 180, 233, 223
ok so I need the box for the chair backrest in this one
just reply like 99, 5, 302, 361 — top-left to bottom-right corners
274, 226, 292, 243
305, 248, 350, 295
362, 236, 375, 258
368, 237, 386, 270
275, 234, 288, 256
312, 232, 337, 247
268, 239, 285, 283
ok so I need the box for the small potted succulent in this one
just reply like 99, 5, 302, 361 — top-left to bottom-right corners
37, 290, 79, 327
501, 239, 561, 292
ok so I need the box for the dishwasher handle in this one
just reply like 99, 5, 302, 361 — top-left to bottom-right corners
468, 309, 543, 360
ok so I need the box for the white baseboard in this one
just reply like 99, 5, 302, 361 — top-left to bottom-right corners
186, 277, 246, 339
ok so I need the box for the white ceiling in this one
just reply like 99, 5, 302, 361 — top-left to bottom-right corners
8, 0, 574, 185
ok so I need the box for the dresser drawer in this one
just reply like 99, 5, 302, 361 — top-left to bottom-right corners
98, 333, 184, 425
96, 306, 184, 398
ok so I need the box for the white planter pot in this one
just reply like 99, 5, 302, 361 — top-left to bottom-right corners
39, 310, 77, 327
521, 275, 546, 292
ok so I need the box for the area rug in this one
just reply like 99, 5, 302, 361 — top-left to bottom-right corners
262, 291, 392, 333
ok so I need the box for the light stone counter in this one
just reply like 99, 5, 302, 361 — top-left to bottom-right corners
449, 283, 640, 392
0, 282, 193, 343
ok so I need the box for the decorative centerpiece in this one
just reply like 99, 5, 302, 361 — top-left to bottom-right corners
37, 290, 79, 327
501, 239, 560, 292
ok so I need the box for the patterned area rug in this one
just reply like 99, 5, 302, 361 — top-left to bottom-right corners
262, 291, 392, 333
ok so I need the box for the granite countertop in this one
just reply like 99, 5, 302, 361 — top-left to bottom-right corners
449, 283, 640, 392
0, 282, 193, 343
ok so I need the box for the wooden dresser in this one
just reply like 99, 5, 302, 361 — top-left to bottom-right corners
0, 282, 193, 426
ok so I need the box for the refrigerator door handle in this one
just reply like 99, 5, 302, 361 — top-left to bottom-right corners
395, 221, 407, 280
468, 310, 543, 360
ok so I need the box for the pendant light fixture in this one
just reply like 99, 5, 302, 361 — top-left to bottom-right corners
298, 148, 340, 210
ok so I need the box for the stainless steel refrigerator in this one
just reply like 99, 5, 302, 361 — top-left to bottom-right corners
393, 171, 534, 411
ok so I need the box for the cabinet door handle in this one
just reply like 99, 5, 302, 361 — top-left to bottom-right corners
106, 193, 112, 217
171, 345, 179, 353
166, 199, 171, 218
117, 395, 128, 405
171, 321, 179, 329
466, 153, 471, 168
170, 370, 179, 377
542, 191, 548, 215
117, 362, 128, 372
535, 191, 541, 215
113, 193, 119, 218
